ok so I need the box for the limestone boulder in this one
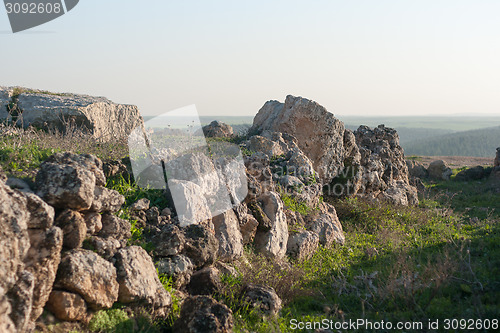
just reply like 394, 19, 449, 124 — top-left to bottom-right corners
251, 95, 345, 183
212, 209, 243, 262
98, 214, 131, 248
157, 255, 194, 288
55, 209, 87, 249
286, 230, 319, 261
253, 192, 288, 259
46, 290, 88, 322
114, 246, 171, 314
183, 224, 219, 269
24, 192, 55, 230
406, 160, 428, 179
242, 284, 282, 317
13, 89, 143, 141
150, 224, 186, 257
202, 120, 234, 138
187, 267, 221, 296
55, 249, 119, 310
428, 160, 453, 181
90, 186, 125, 213
306, 202, 344, 246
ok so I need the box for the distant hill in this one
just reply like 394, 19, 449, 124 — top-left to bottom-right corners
403, 126, 500, 157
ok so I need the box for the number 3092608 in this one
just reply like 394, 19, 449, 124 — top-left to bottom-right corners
5, 2, 62, 14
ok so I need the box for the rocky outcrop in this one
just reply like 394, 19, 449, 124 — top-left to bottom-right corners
0, 87, 144, 141
251, 95, 345, 183
495, 148, 500, 168
242, 284, 282, 317
286, 230, 319, 261
202, 120, 234, 138
212, 210, 244, 262
305, 202, 344, 246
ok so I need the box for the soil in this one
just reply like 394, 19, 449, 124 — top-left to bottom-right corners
413, 156, 494, 168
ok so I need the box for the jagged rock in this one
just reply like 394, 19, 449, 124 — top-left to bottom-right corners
213, 210, 243, 262
238, 214, 259, 245
0, 180, 30, 299
55, 209, 87, 249
242, 284, 282, 317
25, 227, 63, 321
495, 148, 500, 168
251, 95, 346, 183
157, 255, 194, 288
248, 201, 273, 232
130, 198, 150, 211
183, 224, 219, 269
428, 160, 453, 181
55, 249, 119, 310
114, 246, 171, 314
85, 236, 121, 261
11, 89, 143, 141
145, 206, 161, 225
150, 224, 186, 257
306, 202, 344, 246
7, 271, 34, 332
253, 192, 288, 259
0, 295, 16, 333
44, 153, 106, 186
286, 231, 319, 261
24, 192, 55, 230
168, 179, 212, 227
214, 262, 239, 278
83, 212, 102, 235
187, 267, 221, 296
455, 166, 487, 181
36, 162, 96, 210
173, 295, 233, 333
46, 290, 87, 322
406, 160, 428, 179
247, 135, 284, 157
98, 214, 131, 248
202, 121, 234, 138
90, 186, 125, 213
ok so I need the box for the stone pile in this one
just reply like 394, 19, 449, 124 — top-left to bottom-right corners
0, 153, 171, 332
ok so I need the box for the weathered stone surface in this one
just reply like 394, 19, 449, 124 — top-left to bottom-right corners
43, 153, 106, 187
55, 209, 87, 249
173, 295, 233, 333
0, 181, 30, 298
379, 180, 419, 206
23, 192, 55, 230
202, 120, 234, 138
150, 224, 185, 257
187, 267, 221, 296
85, 236, 121, 261
428, 160, 453, 181
306, 202, 344, 246
6, 271, 34, 332
239, 214, 259, 245
55, 249, 119, 310
5, 177, 32, 193
406, 160, 428, 179
130, 198, 150, 211
0, 295, 16, 333
242, 284, 282, 317
253, 192, 288, 259
251, 95, 346, 183
90, 186, 125, 213
13, 89, 144, 141
157, 255, 194, 288
286, 230, 319, 261
98, 214, 131, 247
247, 135, 283, 157
25, 227, 63, 321
83, 212, 102, 235
36, 162, 96, 210
495, 148, 500, 168
114, 246, 171, 313
183, 224, 219, 269
46, 290, 87, 322
213, 210, 243, 262
168, 179, 212, 227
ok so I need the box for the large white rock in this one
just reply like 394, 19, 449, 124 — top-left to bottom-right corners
253, 192, 288, 259
251, 95, 346, 183
212, 209, 244, 262
3, 88, 143, 141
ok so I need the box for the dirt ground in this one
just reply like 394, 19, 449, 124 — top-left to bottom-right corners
414, 156, 494, 168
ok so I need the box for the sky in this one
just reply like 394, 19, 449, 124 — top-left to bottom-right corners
0, 0, 499, 117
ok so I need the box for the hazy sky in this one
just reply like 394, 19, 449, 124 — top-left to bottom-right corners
1, 1, 499, 117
